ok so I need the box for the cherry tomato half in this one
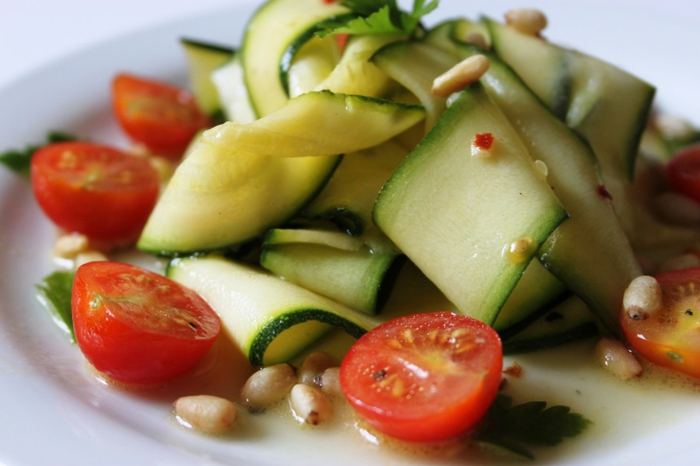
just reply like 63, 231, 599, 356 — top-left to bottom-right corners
621, 267, 700, 379
340, 312, 502, 442
112, 73, 212, 158
72, 261, 221, 385
31, 142, 159, 241
667, 144, 700, 203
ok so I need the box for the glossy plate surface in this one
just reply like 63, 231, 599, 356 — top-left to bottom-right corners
1, 1, 699, 464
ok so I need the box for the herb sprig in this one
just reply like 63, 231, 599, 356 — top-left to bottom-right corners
36, 270, 76, 341
474, 394, 591, 460
316, 0, 439, 38
0, 131, 77, 176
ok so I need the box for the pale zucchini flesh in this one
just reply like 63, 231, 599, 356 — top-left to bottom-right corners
484, 18, 571, 120
315, 34, 400, 97
211, 56, 257, 124
373, 36, 568, 331
261, 237, 404, 314
287, 35, 340, 98
263, 228, 364, 251
167, 256, 380, 366
493, 259, 567, 335
241, 0, 349, 117
202, 91, 425, 157
302, 140, 409, 236
137, 138, 340, 255
374, 83, 568, 324
138, 91, 423, 255
459, 44, 641, 334
372, 40, 458, 131
180, 38, 234, 117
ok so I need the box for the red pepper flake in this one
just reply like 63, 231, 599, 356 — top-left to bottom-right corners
503, 361, 522, 378
336, 34, 349, 53
474, 132, 494, 150
597, 185, 613, 201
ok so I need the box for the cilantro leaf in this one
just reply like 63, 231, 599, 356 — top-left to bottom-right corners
474, 394, 591, 460
316, 0, 439, 38
36, 270, 76, 341
0, 131, 79, 176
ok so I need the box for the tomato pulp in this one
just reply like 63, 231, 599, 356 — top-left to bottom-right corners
666, 144, 700, 204
621, 267, 700, 379
72, 262, 221, 385
112, 73, 212, 158
340, 312, 503, 442
31, 142, 159, 241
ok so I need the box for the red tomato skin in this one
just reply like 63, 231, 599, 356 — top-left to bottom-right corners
31, 142, 159, 241
112, 73, 211, 158
667, 144, 700, 203
340, 312, 502, 442
621, 267, 700, 379
72, 262, 220, 385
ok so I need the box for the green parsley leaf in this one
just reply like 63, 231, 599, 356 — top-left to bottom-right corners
0, 146, 37, 176
36, 270, 76, 342
316, 0, 439, 38
474, 394, 591, 460
0, 131, 79, 176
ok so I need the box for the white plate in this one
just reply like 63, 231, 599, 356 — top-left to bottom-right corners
1, 1, 700, 465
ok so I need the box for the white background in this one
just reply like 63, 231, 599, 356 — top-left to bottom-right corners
1, 0, 699, 90
1, 1, 700, 465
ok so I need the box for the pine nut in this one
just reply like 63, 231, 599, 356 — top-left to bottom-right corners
75, 251, 108, 268
505, 8, 548, 36
431, 55, 490, 97
623, 275, 662, 320
318, 367, 342, 397
298, 352, 335, 386
464, 32, 488, 50
53, 233, 89, 259
656, 113, 696, 141
653, 191, 700, 226
289, 383, 333, 425
241, 363, 297, 407
175, 395, 237, 434
595, 338, 642, 380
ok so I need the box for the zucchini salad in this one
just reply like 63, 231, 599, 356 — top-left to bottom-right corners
5, 0, 700, 464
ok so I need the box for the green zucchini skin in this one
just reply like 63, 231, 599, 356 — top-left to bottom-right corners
180, 37, 234, 55
484, 15, 654, 243
493, 259, 567, 336
180, 38, 235, 118
483, 18, 572, 121
374, 83, 568, 325
240, 0, 348, 117
372, 40, 457, 131
261, 231, 404, 314
302, 140, 409, 236
247, 308, 367, 367
138, 91, 423, 256
201, 91, 425, 158
373, 30, 568, 332
211, 56, 257, 124
167, 256, 381, 367
457, 43, 640, 335
501, 296, 600, 355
